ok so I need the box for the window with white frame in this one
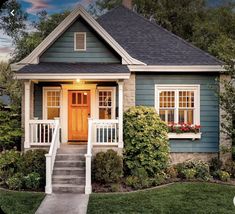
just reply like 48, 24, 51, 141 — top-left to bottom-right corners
97, 87, 115, 119
43, 88, 61, 119
155, 85, 200, 125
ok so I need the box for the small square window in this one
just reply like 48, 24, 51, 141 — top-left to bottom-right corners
74, 32, 86, 51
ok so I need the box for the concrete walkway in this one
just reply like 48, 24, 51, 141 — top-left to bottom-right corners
36, 194, 89, 214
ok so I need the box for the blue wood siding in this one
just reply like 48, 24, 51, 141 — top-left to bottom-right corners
136, 73, 219, 153
40, 18, 120, 63
34, 84, 42, 119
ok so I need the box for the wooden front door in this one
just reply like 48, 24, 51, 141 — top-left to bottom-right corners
68, 91, 90, 142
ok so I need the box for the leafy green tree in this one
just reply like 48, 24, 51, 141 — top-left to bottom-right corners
0, 0, 27, 42
0, 62, 22, 150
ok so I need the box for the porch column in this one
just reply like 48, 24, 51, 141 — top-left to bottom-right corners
118, 81, 124, 148
24, 81, 31, 149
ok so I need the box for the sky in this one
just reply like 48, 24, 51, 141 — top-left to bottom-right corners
0, 0, 232, 61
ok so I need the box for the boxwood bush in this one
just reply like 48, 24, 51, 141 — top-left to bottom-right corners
93, 149, 123, 184
123, 106, 169, 177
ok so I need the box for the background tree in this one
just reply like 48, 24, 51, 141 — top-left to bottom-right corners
0, 62, 21, 151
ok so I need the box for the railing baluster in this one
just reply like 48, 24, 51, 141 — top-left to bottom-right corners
111, 124, 113, 143
102, 123, 104, 143
47, 124, 49, 143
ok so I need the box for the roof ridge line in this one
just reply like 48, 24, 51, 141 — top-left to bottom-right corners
110, 5, 223, 65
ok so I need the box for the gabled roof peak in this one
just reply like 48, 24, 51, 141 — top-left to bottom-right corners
17, 5, 145, 66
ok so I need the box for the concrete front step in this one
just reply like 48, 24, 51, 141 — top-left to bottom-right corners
52, 184, 85, 193
54, 160, 85, 168
53, 167, 85, 176
52, 175, 85, 185
57, 148, 87, 154
55, 154, 85, 161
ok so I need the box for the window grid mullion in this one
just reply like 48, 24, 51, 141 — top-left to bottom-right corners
175, 90, 179, 124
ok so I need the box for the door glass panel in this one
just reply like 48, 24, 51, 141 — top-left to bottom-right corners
72, 93, 76, 104
77, 93, 82, 104
83, 93, 87, 104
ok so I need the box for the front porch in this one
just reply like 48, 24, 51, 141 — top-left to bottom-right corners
23, 79, 124, 149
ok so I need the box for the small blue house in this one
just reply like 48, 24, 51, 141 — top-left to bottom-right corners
12, 2, 226, 194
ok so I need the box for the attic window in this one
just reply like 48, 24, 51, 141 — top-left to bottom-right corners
74, 32, 86, 51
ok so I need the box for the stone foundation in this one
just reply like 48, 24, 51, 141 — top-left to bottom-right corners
123, 73, 135, 111
170, 153, 218, 165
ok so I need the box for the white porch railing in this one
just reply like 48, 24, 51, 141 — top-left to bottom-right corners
92, 119, 119, 144
85, 118, 119, 194
45, 119, 60, 194
29, 120, 57, 146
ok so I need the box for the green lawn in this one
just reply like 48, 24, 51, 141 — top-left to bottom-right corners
0, 189, 45, 214
87, 182, 235, 214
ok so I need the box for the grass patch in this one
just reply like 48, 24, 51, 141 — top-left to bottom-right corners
87, 182, 235, 214
0, 189, 45, 214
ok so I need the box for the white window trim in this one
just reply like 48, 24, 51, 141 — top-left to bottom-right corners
74, 32, 86, 51
97, 87, 116, 119
155, 84, 201, 139
43, 87, 62, 120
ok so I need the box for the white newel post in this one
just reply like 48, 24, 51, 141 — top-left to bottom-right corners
24, 81, 31, 149
118, 81, 124, 148
85, 118, 92, 194
45, 154, 52, 194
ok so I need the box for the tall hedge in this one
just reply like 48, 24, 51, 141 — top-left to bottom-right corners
123, 106, 169, 177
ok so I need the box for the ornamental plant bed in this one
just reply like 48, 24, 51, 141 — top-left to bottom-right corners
168, 123, 200, 134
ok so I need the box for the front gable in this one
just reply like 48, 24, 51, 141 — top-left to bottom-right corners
40, 17, 121, 63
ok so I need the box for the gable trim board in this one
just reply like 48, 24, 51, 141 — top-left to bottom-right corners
15, 6, 144, 66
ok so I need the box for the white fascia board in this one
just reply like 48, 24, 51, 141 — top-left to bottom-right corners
128, 65, 225, 72
15, 73, 130, 80
18, 5, 145, 66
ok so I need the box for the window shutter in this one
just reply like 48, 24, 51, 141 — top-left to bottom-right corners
75, 33, 86, 50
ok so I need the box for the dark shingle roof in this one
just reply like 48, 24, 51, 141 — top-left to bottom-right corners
17, 62, 130, 73
97, 6, 222, 66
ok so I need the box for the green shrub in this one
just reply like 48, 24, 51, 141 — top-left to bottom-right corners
6, 172, 24, 190
218, 170, 230, 182
24, 172, 41, 190
209, 158, 222, 176
154, 172, 167, 185
123, 106, 169, 177
165, 166, 178, 179
0, 150, 22, 185
93, 150, 123, 184
182, 168, 196, 180
125, 175, 151, 190
223, 161, 235, 178
19, 149, 46, 187
176, 160, 210, 180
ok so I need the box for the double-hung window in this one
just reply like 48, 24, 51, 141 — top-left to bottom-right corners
155, 85, 200, 125
97, 87, 116, 119
43, 87, 61, 120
